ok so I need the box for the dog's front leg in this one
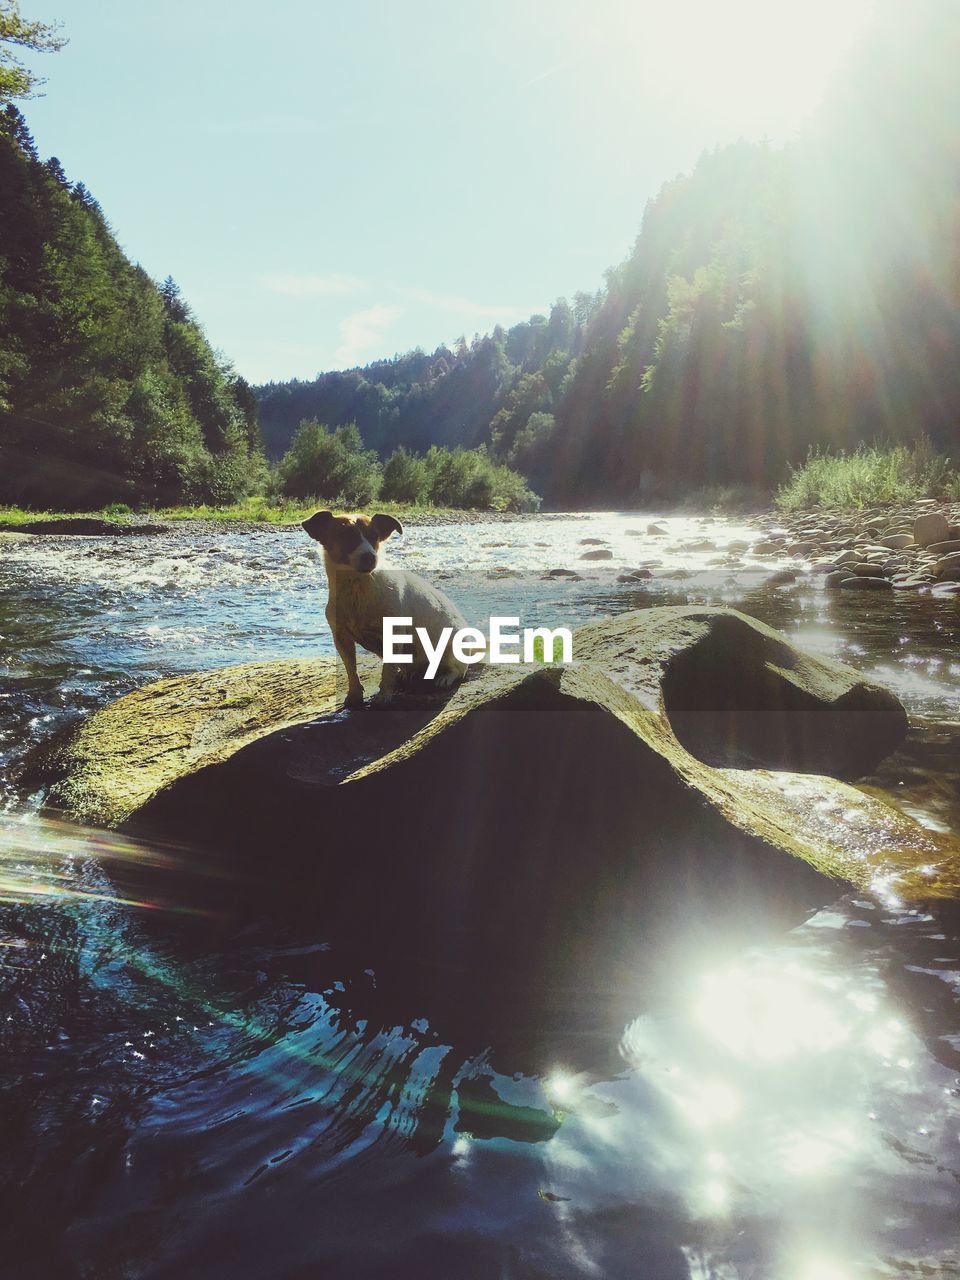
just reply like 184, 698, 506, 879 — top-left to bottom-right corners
334, 633, 364, 708
377, 662, 402, 704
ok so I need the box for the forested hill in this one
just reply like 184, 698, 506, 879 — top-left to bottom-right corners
259, 2, 960, 505
0, 107, 263, 508
256, 298, 596, 496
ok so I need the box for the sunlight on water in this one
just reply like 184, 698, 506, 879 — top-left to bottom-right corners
693, 961, 852, 1061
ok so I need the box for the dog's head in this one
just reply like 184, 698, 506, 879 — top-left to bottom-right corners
301, 510, 403, 572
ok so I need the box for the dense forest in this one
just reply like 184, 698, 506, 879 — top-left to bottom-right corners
0, 106, 264, 507
259, 3, 960, 506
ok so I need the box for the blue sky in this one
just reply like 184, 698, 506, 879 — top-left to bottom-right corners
19, 0, 874, 383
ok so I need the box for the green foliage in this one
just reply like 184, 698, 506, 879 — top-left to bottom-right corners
279, 426, 540, 512
380, 445, 430, 503
0, 1, 65, 104
0, 107, 265, 508
278, 421, 382, 506
424, 445, 540, 512
776, 441, 960, 511
506, 411, 555, 476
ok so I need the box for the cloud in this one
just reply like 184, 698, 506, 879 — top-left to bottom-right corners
399, 287, 533, 326
260, 271, 365, 298
334, 304, 404, 367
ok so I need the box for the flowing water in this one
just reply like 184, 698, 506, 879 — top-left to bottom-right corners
1, 514, 959, 1279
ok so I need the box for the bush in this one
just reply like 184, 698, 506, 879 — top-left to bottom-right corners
380, 446, 431, 503
379, 443, 540, 511
776, 439, 960, 511
424, 445, 540, 512
506, 411, 555, 475
278, 421, 382, 506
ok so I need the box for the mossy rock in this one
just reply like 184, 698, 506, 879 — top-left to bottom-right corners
37, 606, 960, 1008
40, 607, 957, 914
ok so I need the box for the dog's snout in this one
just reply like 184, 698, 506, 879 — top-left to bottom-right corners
358, 551, 376, 572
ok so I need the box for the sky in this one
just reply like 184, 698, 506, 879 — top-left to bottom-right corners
18, 0, 876, 383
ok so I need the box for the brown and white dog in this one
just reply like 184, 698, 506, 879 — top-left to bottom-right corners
302, 510, 470, 707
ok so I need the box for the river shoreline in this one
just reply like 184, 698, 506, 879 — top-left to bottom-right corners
3, 495, 960, 538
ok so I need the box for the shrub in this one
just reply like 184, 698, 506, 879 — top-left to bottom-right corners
776, 439, 959, 511
278, 421, 382, 506
425, 445, 540, 511
380, 446, 431, 504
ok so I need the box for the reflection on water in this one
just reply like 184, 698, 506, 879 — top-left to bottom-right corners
1, 514, 959, 1277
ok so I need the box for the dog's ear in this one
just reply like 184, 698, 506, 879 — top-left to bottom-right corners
370, 513, 403, 542
302, 510, 334, 543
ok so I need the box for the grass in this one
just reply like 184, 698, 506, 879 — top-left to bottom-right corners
776, 440, 960, 512
0, 496, 493, 529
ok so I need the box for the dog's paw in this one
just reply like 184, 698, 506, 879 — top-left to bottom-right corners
435, 671, 462, 690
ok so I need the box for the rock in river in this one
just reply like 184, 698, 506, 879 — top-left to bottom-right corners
37, 606, 957, 956
33, 606, 960, 1013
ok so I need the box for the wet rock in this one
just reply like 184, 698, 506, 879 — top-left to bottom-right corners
39, 605, 946, 920
839, 575, 893, 590
850, 563, 887, 577
579, 548, 614, 560
766, 570, 798, 585
926, 539, 960, 555
824, 571, 846, 589
579, 537, 607, 545
881, 534, 915, 550
646, 522, 669, 535
934, 551, 960, 577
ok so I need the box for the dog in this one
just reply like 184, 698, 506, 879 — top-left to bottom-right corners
302, 509, 470, 707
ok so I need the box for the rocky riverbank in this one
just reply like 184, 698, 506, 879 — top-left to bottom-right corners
1, 509, 571, 538
747, 498, 960, 595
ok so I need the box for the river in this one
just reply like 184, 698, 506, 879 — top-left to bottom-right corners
1, 513, 959, 1279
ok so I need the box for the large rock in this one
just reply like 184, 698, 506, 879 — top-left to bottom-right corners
40, 606, 952, 893
37, 606, 960, 1013
914, 511, 951, 547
